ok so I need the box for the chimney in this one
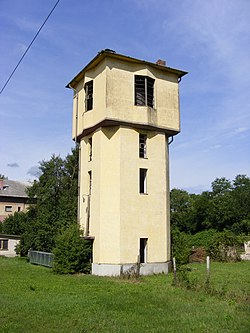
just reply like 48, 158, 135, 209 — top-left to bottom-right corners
156, 59, 166, 66
0, 179, 3, 191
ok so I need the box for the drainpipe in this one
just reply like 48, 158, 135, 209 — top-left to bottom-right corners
68, 85, 81, 227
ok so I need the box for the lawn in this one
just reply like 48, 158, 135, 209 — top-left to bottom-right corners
0, 257, 249, 333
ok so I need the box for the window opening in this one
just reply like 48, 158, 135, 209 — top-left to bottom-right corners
139, 134, 147, 158
135, 75, 154, 107
139, 238, 148, 263
85, 80, 93, 111
88, 171, 92, 195
0, 239, 8, 250
5, 206, 12, 212
139, 168, 147, 194
18, 207, 21, 212
88, 137, 92, 161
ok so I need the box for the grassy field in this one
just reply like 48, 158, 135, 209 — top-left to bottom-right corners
0, 257, 249, 333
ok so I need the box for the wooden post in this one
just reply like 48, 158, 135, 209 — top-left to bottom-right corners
173, 257, 177, 285
206, 256, 210, 284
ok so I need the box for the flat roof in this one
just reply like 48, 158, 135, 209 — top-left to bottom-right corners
66, 49, 188, 88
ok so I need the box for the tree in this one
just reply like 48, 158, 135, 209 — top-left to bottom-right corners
17, 147, 79, 255
170, 189, 193, 232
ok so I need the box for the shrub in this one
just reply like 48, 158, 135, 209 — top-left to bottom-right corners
189, 229, 218, 249
171, 227, 191, 265
53, 224, 92, 274
207, 230, 243, 262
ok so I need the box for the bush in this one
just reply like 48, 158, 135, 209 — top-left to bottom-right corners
207, 230, 243, 262
189, 229, 218, 249
171, 227, 191, 265
53, 224, 92, 274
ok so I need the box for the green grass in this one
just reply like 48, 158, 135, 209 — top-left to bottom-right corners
0, 257, 249, 333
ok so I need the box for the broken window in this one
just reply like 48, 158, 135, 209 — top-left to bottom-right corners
139, 238, 148, 263
88, 137, 92, 161
139, 134, 147, 158
85, 80, 93, 111
135, 75, 154, 107
139, 168, 147, 194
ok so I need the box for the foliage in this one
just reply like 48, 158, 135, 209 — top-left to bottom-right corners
2, 211, 28, 235
52, 224, 91, 274
207, 230, 244, 262
0, 174, 7, 179
171, 227, 191, 265
170, 174, 250, 235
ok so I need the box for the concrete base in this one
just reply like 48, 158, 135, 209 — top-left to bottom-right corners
92, 262, 171, 276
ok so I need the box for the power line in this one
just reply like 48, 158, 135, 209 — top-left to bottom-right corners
0, 0, 61, 95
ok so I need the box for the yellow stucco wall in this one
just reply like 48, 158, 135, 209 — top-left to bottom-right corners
70, 53, 183, 270
72, 57, 180, 140
80, 126, 170, 264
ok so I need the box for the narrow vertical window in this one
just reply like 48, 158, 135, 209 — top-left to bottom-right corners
139, 134, 147, 158
85, 80, 93, 111
135, 75, 154, 107
18, 207, 21, 212
88, 171, 92, 195
139, 238, 148, 263
139, 168, 147, 194
88, 137, 92, 161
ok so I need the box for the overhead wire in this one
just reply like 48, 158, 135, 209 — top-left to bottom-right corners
0, 0, 61, 95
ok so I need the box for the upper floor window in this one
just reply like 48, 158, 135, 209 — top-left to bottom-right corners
85, 80, 93, 111
139, 134, 147, 158
135, 75, 154, 108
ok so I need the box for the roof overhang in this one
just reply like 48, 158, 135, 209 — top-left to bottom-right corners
66, 50, 188, 89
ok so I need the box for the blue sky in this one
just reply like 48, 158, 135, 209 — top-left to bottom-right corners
1, 0, 250, 193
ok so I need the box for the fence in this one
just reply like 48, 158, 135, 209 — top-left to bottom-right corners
28, 250, 54, 268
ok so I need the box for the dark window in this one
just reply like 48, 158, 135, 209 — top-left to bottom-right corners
139, 134, 147, 158
139, 238, 148, 263
85, 80, 93, 111
5, 206, 12, 212
135, 75, 154, 107
88, 137, 92, 161
0, 239, 8, 250
18, 207, 21, 212
88, 171, 92, 195
139, 168, 147, 194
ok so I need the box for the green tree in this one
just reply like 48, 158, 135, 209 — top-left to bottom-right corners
18, 147, 79, 255
2, 211, 27, 235
170, 189, 193, 232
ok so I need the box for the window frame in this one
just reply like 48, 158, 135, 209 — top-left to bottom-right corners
0, 239, 8, 250
5, 206, 12, 212
84, 80, 93, 111
135, 75, 154, 108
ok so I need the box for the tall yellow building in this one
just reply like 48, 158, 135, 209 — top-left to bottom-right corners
67, 50, 187, 276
